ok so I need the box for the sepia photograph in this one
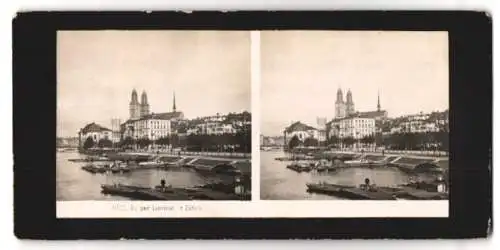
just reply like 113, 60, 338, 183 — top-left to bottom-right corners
260, 31, 449, 201
57, 30, 251, 202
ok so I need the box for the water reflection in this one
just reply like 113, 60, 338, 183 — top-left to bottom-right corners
260, 150, 431, 200
57, 151, 233, 201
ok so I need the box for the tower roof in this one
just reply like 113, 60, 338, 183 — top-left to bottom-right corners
377, 91, 381, 111
130, 89, 139, 103
141, 90, 148, 104
173, 91, 177, 112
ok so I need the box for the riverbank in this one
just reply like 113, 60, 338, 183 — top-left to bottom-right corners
324, 150, 448, 161
82, 148, 250, 159
57, 151, 250, 201
260, 150, 448, 200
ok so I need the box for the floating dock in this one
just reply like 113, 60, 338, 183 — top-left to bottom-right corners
306, 182, 447, 200
306, 183, 396, 200
100, 184, 248, 200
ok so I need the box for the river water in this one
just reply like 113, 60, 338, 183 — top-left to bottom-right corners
56, 151, 234, 201
261, 150, 419, 200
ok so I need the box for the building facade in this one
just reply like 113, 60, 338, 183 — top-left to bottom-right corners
327, 117, 376, 140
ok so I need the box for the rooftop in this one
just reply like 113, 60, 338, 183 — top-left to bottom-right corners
284, 121, 317, 133
80, 122, 111, 133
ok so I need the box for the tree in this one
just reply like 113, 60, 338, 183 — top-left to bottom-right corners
374, 132, 384, 147
97, 138, 113, 148
362, 135, 375, 145
137, 137, 151, 149
342, 136, 355, 148
155, 136, 170, 146
83, 136, 95, 150
288, 135, 301, 149
328, 135, 340, 147
170, 134, 179, 148
120, 136, 135, 149
303, 137, 319, 147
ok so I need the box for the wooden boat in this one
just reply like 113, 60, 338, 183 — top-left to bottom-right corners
81, 164, 107, 173
343, 158, 385, 168
394, 188, 448, 200
395, 179, 448, 200
68, 158, 90, 163
138, 160, 165, 169
306, 183, 355, 193
108, 162, 131, 173
286, 162, 312, 172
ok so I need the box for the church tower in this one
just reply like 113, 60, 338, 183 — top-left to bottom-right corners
335, 88, 346, 118
346, 89, 355, 116
129, 89, 140, 120
140, 90, 150, 117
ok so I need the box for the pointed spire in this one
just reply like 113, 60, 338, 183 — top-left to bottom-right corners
131, 88, 138, 103
173, 91, 177, 112
141, 90, 148, 105
377, 91, 381, 111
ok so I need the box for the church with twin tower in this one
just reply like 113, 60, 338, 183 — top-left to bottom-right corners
128, 89, 151, 120
334, 87, 386, 119
121, 89, 183, 141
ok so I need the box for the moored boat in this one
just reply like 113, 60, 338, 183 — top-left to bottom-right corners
306, 180, 397, 200
138, 159, 165, 169
286, 161, 313, 172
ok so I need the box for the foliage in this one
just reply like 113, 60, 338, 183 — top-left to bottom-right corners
180, 130, 251, 153
97, 138, 113, 148
83, 136, 95, 149
342, 136, 356, 146
303, 137, 319, 147
137, 137, 151, 148
170, 134, 180, 148
155, 136, 170, 146
381, 131, 448, 151
361, 135, 375, 145
288, 135, 301, 149
120, 136, 135, 148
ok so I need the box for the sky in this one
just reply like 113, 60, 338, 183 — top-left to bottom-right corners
260, 31, 449, 136
57, 31, 250, 137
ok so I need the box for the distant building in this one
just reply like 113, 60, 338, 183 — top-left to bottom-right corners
185, 112, 250, 136
316, 117, 327, 144
111, 118, 121, 143
57, 137, 79, 148
79, 122, 112, 147
262, 136, 285, 146
283, 121, 322, 145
